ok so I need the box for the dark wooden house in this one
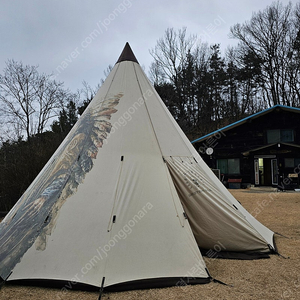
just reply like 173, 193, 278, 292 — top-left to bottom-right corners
192, 105, 300, 190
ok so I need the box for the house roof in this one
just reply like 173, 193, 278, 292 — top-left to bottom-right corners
191, 105, 300, 144
242, 142, 300, 156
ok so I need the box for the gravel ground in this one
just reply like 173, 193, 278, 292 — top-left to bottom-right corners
1, 189, 299, 300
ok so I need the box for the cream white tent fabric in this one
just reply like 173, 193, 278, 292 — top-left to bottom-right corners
0, 43, 275, 291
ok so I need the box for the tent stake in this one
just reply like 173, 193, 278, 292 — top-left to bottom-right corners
274, 231, 290, 239
268, 244, 289, 259
205, 268, 232, 287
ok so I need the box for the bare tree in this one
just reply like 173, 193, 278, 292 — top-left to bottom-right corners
230, 1, 298, 106
149, 60, 166, 86
0, 60, 36, 139
0, 60, 71, 140
149, 27, 198, 85
288, 2, 300, 105
80, 80, 99, 102
76, 80, 103, 116
149, 28, 212, 132
35, 74, 73, 134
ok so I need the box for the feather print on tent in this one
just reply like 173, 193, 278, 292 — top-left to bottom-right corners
0, 93, 122, 280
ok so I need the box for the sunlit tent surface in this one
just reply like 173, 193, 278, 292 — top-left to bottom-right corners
0, 43, 275, 291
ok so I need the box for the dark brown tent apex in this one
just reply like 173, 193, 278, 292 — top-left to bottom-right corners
116, 42, 139, 64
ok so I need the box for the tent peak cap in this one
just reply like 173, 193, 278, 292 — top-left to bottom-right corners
116, 42, 139, 64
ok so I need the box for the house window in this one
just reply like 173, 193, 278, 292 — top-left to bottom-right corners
281, 130, 294, 142
217, 158, 240, 174
267, 130, 280, 143
285, 158, 294, 168
267, 129, 294, 143
285, 158, 300, 168
217, 159, 228, 174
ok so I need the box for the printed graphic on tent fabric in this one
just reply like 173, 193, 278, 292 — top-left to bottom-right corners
0, 93, 123, 280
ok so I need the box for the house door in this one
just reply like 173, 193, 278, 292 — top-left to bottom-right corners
254, 159, 259, 185
254, 157, 275, 186
262, 158, 272, 185
271, 159, 278, 185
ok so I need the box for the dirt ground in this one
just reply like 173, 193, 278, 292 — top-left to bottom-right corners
0, 189, 299, 300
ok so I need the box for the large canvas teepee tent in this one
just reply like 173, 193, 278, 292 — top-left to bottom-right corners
0, 43, 275, 292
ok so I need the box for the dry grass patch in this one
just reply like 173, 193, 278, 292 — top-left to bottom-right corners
1, 189, 299, 299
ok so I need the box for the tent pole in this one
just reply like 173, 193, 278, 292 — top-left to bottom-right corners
98, 277, 105, 300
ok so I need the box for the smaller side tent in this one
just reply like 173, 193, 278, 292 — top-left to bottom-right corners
0, 43, 275, 292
